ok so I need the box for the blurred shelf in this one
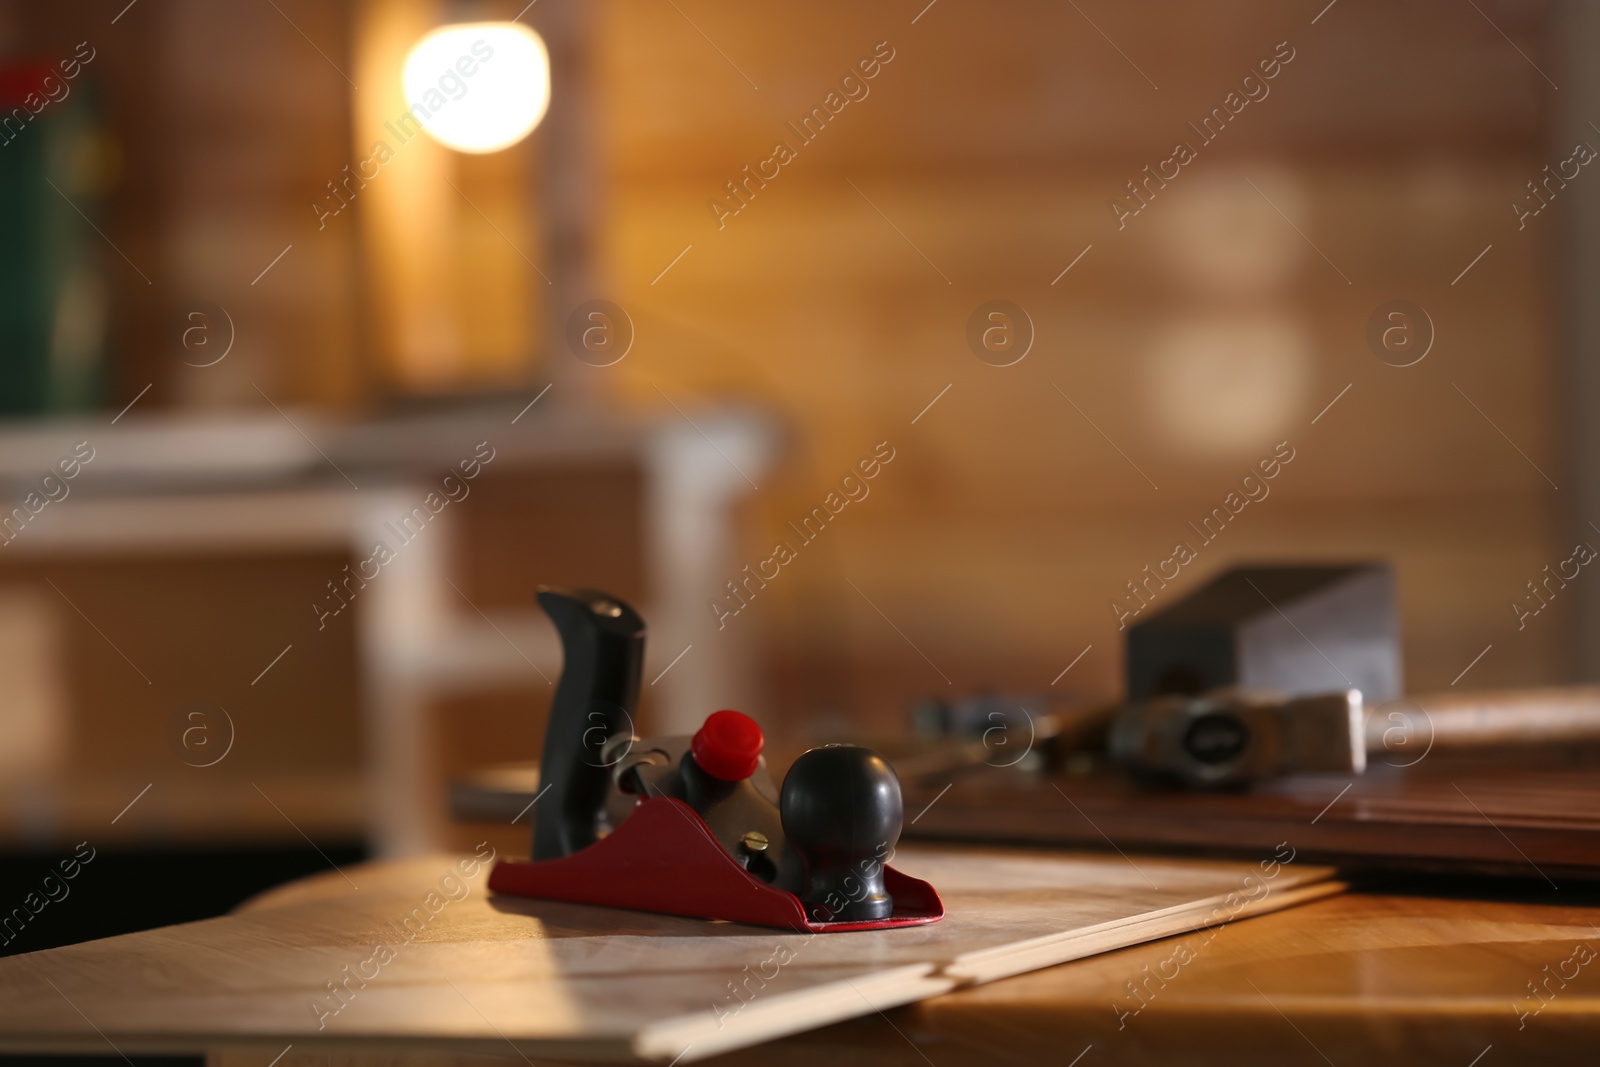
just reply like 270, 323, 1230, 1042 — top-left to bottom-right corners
0, 402, 778, 857
0, 402, 775, 497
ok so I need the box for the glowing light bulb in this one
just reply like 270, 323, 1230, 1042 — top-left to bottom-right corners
402, 21, 549, 154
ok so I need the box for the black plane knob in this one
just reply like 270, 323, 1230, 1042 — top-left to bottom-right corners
779, 745, 903, 922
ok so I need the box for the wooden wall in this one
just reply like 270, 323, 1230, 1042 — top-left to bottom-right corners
585, 0, 1569, 738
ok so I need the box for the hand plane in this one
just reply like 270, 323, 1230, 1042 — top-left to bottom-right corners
489, 587, 943, 931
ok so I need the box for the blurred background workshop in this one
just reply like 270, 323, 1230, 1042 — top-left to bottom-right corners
1, 0, 1599, 1063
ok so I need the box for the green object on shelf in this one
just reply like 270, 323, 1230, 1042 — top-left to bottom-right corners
0, 60, 109, 416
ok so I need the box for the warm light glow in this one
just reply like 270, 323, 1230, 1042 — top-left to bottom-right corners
402, 21, 549, 154
1144, 313, 1314, 458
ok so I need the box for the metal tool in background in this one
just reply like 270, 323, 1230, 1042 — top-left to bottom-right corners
1108, 689, 1363, 788
898, 687, 1365, 789
897, 682, 1600, 790
1109, 564, 1600, 784
900, 565, 1600, 790
1124, 563, 1402, 704
1105, 563, 1390, 786
1107, 682, 1600, 787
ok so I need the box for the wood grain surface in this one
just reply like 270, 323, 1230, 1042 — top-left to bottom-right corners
904, 757, 1600, 880
0, 844, 1336, 1064
692, 885, 1600, 1067
202, 878, 1600, 1067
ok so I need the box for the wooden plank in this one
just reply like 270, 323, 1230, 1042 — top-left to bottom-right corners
0, 845, 1338, 1063
660, 888, 1600, 1067
904, 758, 1600, 879
203, 884, 1600, 1066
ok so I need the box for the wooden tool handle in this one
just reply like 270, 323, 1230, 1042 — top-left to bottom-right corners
1365, 685, 1600, 751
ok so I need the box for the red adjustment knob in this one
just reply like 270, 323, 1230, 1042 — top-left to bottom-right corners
692, 709, 764, 781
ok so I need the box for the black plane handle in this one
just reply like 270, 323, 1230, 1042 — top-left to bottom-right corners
532, 587, 646, 860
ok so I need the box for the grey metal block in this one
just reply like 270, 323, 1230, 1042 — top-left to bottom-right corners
1126, 564, 1401, 702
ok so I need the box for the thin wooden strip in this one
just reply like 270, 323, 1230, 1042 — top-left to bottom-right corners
945, 880, 1347, 984
633, 964, 952, 1063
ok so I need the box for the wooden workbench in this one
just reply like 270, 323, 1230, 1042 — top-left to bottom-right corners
696, 882, 1600, 1066
0, 844, 1338, 1065
9, 848, 1598, 1066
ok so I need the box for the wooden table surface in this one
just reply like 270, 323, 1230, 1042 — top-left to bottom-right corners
0, 842, 1588, 1066
203, 866, 1600, 1067
0, 844, 1341, 1067
193, 863, 1600, 1062
695, 880, 1600, 1067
